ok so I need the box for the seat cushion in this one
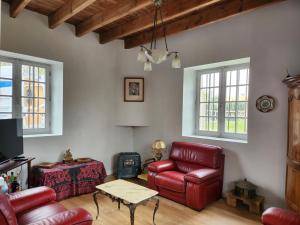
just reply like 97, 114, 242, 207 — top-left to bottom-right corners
155, 171, 185, 193
17, 202, 67, 225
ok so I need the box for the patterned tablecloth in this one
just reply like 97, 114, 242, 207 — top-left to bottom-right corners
32, 160, 107, 200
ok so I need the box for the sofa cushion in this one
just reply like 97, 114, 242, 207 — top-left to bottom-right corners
155, 171, 185, 193
170, 142, 223, 169
0, 194, 17, 225
17, 202, 66, 225
262, 207, 300, 225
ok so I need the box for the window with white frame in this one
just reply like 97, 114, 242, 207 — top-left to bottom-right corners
196, 64, 249, 140
0, 57, 51, 134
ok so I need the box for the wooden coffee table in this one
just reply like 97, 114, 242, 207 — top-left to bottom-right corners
93, 179, 159, 225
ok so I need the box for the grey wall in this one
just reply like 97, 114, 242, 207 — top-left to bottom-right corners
1, 3, 133, 174
117, 0, 300, 207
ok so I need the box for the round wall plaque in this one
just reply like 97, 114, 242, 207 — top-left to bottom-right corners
256, 95, 275, 113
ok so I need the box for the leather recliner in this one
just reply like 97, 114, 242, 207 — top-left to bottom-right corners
148, 141, 225, 211
0, 186, 93, 225
262, 207, 300, 225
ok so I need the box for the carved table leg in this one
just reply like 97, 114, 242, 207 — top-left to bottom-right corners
129, 204, 137, 225
118, 199, 121, 210
93, 191, 100, 220
153, 197, 160, 225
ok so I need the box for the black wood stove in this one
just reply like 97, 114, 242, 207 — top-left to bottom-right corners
116, 152, 141, 179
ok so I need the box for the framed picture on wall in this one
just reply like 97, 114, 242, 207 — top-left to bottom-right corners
124, 77, 144, 102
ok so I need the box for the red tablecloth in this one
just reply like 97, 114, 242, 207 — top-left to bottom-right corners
32, 160, 107, 200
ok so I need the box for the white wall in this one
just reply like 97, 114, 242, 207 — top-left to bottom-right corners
117, 0, 300, 207
1, 3, 133, 174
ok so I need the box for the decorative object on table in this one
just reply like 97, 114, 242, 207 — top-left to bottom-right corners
235, 178, 257, 199
283, 73, 300, 212
124, 77, 144, 102
76, 158, 92, 163
93, 179, 159, 225
31, 160, 107, 201
137, 0, 181, 72
152, 140, 167, 161
116, 152, 141, 179
63, 149, 74, 163
226, 190, 264, 215
0, 176, 8, 193
37, 162, 57, 169
256, 95, 275, 113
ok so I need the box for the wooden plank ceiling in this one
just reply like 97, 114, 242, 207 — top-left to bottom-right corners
4, 0, 286, 49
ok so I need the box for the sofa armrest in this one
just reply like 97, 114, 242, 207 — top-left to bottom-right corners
184, 168, 220, 184
148, 160, 176, 173
9, 186, 56, 214
262, 207, 300, 225
27, 208, 93, 225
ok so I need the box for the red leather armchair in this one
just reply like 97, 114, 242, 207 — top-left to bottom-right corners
0, 186, 93, 225
148, 141, 224, 211
262, 207, 300, 225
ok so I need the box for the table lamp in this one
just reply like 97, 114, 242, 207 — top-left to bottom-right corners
152, 140, 167, 161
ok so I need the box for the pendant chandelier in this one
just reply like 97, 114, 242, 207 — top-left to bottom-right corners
137, 0, 181, 72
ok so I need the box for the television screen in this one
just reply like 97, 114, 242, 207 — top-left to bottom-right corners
0, 119, 24, 164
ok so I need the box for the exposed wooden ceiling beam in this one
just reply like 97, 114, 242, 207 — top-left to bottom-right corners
49, 0, 97, 29
99, 0, 222, 44
10, 0, 32, 18
124, 0, 286, 49
75, 0, 152, 37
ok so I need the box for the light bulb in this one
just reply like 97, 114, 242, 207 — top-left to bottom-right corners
144, 60, 152, 72
172, 54, 181, 69
137, 48, 147, 63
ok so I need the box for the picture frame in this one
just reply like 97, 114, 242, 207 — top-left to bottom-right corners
124, 77, 144, 102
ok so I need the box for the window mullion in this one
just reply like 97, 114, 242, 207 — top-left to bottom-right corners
219, 67, 226, 137
13, 60, 21, 119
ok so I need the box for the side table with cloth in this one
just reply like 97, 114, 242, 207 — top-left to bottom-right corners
32, 160, 107, 200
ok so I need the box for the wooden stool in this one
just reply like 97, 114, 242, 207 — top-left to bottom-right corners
226, 191, 264, 214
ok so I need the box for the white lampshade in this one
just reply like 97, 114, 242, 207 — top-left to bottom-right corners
137, 48, 147, 63
144, 60, 152, 72
146, 49, 168, 64
172, 54, 181, 69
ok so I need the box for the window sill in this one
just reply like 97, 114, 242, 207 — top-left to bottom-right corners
23, 133, 62, 138
183, 135, 248, 144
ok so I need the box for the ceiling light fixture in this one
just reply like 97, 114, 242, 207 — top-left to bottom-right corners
137, 0, 181, 71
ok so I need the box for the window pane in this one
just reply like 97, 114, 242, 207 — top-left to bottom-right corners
38, 68, 46, 82
0, 62, 13, 79
22, 65, 34, 81
22, 98, 34, 113
35, 114, 45, 129
225, 118, 236, 133
237, 118, 246, 134
34, 98, 45, 113
238, 86, 248, 101
214, 73, 220, 87
0, 113, 12, 119
22, 81, 34, 97
34, 83, 46, 98
213, 88, 219, 102
200, 103, 208, 116
239, 69, 249, 85
226, 87, 237, 102
225, 102, 236, 117
209, 117, 218, 131
227, 71, 237, 86
0, 79, 13, 95
209, 103, 218, 117
0, 96, 12, 112
201, 74, 208, 88
23, 114, 34, 129
237, 102, 247, 117
199, 117, 208, 131
209, 88, 214, 102
200, 89, 208, 102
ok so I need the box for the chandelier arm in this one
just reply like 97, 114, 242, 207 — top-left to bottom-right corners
159, 6, 168, 52
167, 51, 179, 57
140, 45, 151, 53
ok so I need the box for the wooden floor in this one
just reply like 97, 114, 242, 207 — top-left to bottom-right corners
60, 194, 261, 225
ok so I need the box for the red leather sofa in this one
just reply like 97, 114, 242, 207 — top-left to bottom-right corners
148, 141, 224, 210
262, 207, 300, 225
0, 186, 93, 225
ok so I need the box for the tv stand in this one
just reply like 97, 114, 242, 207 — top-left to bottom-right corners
0, 157, 35, 188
